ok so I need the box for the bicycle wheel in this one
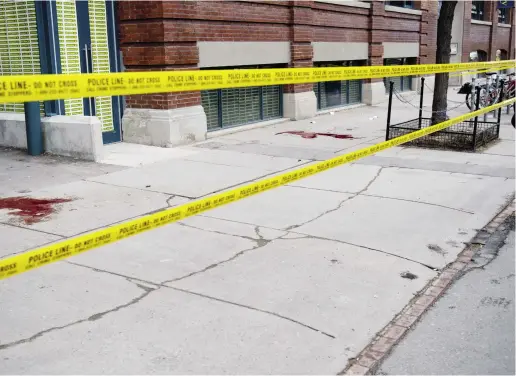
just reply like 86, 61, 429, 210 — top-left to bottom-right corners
466, 86, 487, 110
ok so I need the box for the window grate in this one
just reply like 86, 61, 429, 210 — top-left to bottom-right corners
221, 86, 261, 128
384, 58, 414, 92
88, 0, 114, 132
314, 61, 363, 110
201, 90, 220, 130
262, 85, 281, 120
56, 0, 83, 116
0, 1, 44, 114
201, 73, 282, 130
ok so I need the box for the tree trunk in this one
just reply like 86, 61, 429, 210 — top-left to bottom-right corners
431, 1, 458, 125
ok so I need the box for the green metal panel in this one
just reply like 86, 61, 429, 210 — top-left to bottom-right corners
262, 85, 281, 120
0, 1, 42, 114
201, 90, 220, 130
314, 61, 363, 109
56, 0, 83, 116
348, 80, 362, 104
221, 87, 261, 127
201, 84, 281, 130
88, 0, 114, 132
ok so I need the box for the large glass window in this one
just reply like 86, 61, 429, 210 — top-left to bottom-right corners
201, 65, 283, 131
471, 1, 485, 20
313, 61, 363, 110
498, 7, 509, 23
385, 1, 414, 9
383, 58, 415, 93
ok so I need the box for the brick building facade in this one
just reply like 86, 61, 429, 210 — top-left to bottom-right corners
117, 0, 514, 148
0, 1, 514, 155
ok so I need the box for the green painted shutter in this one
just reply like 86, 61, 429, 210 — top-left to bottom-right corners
88, 0, 114, 132
201, 90, 220, 130
56, 0, 83, 116
0, 1, 42, 114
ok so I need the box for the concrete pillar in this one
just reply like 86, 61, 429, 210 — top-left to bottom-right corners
118, 1, 207, 147
283, 1, 317, 120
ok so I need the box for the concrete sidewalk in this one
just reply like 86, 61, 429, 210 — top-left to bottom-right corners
0, 89, 514, 374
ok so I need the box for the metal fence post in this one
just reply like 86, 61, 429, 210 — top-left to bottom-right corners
385, 81, 394, 141
24, 101, 43, 156
418, 77, 425, 129
472, 86, 481, 151
496, 79, 504, 138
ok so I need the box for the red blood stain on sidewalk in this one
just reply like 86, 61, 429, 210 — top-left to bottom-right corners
276, 131, 355, 139
0, 197, 72, 224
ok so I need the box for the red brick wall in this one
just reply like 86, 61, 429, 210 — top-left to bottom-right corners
470, 24, 491, 54
118, 1, 515, 111
419, 0, 438, 64
462, 1, 515, 62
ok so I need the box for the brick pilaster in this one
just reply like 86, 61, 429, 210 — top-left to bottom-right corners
511, 8, 516, 59
462, 1, 472, 63
118, 1, 201, 110
285, 1, 313, 94
487, 1, 498, 60
367, 1, 385, 84
419, 0, 438, 65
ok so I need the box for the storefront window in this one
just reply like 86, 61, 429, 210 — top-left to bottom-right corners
385, 1, 414, 8
313, 61, 364, 110
201, 65, 283, 130
498, 7, 508, 23
471, 1, 485, 20
383, 58, 416, 93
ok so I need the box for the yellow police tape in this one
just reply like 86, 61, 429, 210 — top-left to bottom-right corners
1, 96, 515, 280
448, 63, 515, 78
0, 60, 514, 103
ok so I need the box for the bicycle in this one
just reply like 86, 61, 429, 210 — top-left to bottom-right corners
458, 77, 488, 110
460, 72, 515, 111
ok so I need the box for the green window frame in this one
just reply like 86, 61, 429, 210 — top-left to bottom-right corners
313, 61, 363, 110
0, 1, 44, 114
383, 58, 415, 93
201, 65, 283, 131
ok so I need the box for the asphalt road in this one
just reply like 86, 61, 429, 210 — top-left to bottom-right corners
377, 215, 515, 375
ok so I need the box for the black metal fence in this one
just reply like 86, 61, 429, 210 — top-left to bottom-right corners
385, 78, 502, 151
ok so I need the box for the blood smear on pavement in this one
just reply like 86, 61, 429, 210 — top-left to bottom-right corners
276, 131, 354, 139
0, 197, 72, 224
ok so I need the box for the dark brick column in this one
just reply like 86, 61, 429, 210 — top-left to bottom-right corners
419, 0, 438, 65
285, 0, 313, 94
117, 1, 206, 147
487, 1, 499, 60
363, 0, 385, 104
283, 1, 316, 119
462, 1, 472, 63
118, 1, 201, 111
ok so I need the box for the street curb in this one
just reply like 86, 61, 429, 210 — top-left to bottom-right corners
340, 196, 516, 375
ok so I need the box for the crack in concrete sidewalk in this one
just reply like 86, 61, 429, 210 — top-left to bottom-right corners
0, 253, 336, 351
162, 224, 277, 284
285, 167, 385, 231
0, 278, 155, 351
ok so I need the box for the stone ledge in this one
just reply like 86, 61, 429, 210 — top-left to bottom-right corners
0, 113, 103, 161
122, 106, 207, 148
